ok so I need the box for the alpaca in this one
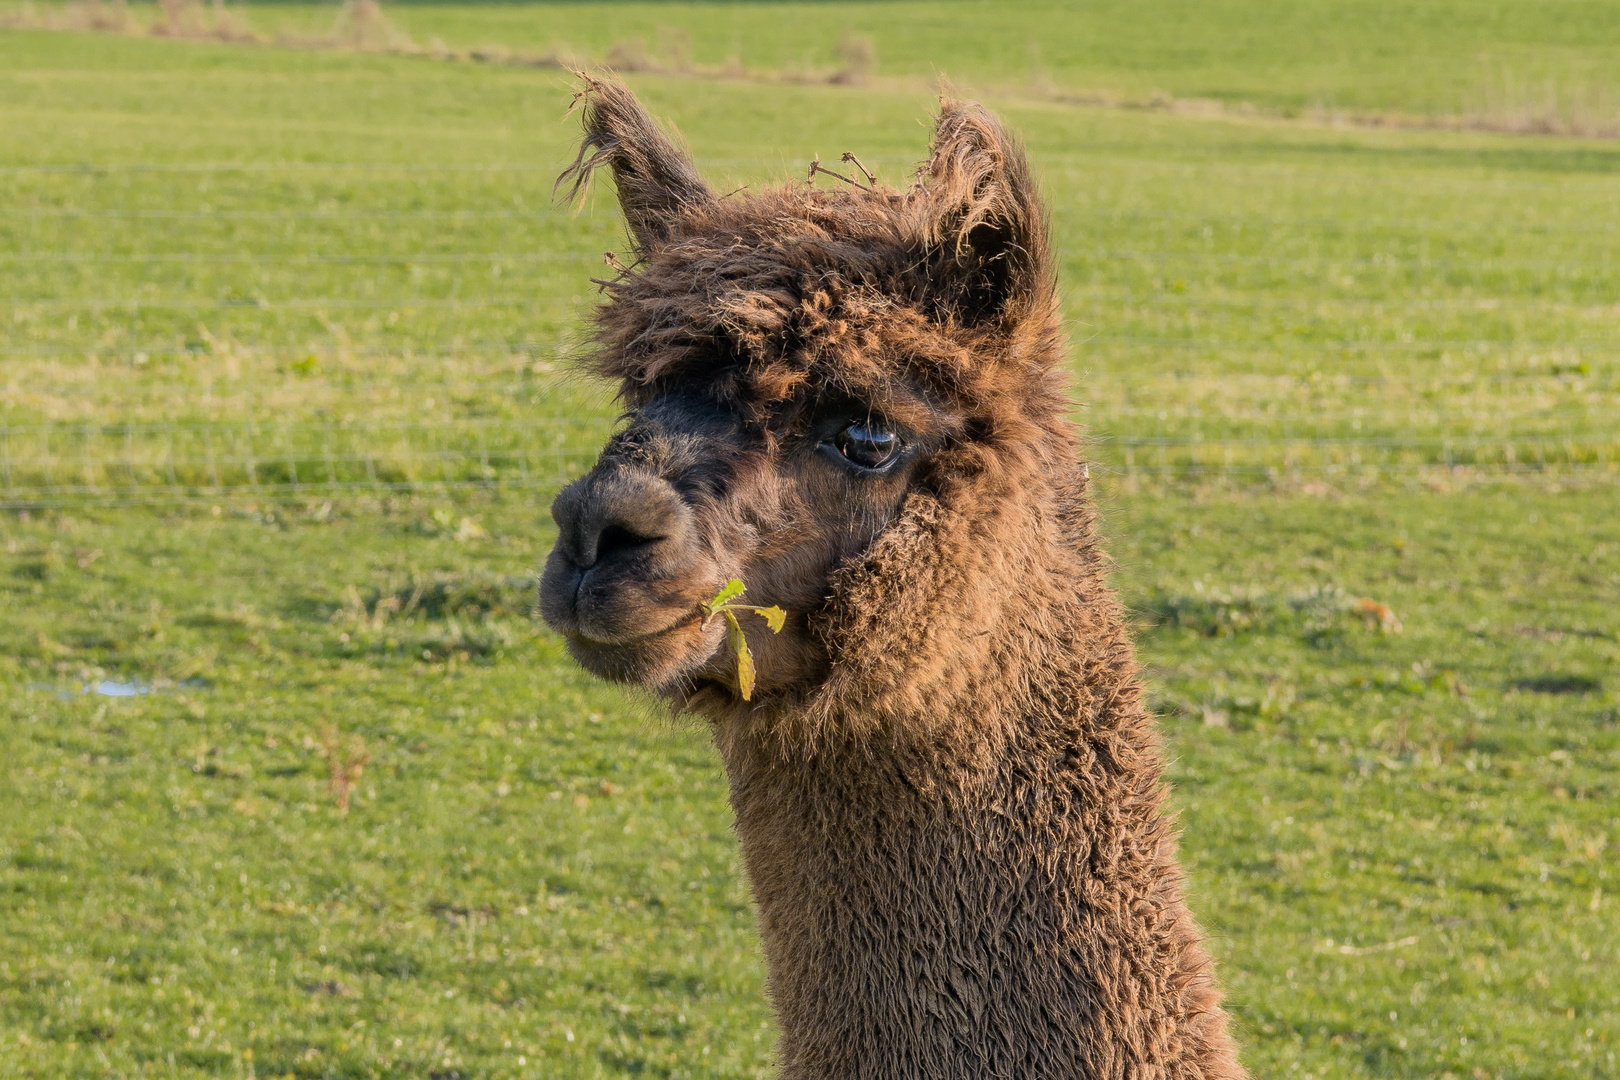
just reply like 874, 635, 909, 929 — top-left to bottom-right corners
539, 76, 1246, 1080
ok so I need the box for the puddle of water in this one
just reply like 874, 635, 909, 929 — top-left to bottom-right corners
90, 680, 149, 697
25, 679, 206, 700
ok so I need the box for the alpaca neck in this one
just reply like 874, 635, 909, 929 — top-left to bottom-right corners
714, 594, 1244, 1080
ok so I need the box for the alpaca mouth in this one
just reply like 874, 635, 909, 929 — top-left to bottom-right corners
568, 606, 698, 649
540, 541, 734, 689
561, 611, 725, 688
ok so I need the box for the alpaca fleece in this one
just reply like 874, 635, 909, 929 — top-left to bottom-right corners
543, 75, 1247, 1080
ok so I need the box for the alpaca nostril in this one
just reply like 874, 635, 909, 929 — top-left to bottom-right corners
592, 521, 665, 566
551, 468, 689, 572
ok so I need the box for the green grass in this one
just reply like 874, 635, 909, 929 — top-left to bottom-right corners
4, 31, 1617, 487
2, 15, 1619, 1080
381, 0, 1620, 124
15, 0, 1620, 122
3, 485, 1617, 1078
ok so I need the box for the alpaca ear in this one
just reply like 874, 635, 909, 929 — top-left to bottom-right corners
555, 76, 715, 252
916, 99, 1052, 322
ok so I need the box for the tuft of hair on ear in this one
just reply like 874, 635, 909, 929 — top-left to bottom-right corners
915, 97, 1053, 324
554, 74, 715, 253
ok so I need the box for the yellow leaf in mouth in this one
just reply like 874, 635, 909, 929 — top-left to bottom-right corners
722, 608, 755, 700
706, 578, 747, 613
704, 579, 784, 700
754, 605, 786, 634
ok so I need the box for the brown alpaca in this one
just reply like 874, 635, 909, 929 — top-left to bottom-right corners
540, 76, 1246, 1080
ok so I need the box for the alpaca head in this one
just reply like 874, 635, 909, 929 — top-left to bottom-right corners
539, 78, 1079, 723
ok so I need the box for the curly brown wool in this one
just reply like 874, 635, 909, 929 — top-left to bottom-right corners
540, 75, 1247, 1080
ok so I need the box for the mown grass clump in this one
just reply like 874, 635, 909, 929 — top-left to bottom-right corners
1143, 582, 1402, 640
329, 568, 532, 664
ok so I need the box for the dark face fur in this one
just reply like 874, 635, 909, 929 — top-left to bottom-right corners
539, 78, 1063, 718
541, 387, 949, 705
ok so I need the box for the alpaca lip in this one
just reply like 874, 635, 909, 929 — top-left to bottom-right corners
542, 552, 716, 648
569, 608, 703, 649
537, 559, 585, 635
561, 613, 724, 688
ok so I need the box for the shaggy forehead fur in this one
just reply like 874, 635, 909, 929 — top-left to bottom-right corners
558, 77, 1067, 437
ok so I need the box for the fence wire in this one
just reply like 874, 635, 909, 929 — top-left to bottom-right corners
7, 146, 1618, 505
0, 416, 1613, 509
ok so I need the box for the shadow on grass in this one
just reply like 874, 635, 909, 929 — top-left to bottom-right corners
1515, 675, 1602, 695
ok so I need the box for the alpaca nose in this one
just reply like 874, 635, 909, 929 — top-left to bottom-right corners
549, 469, 689, 572
540, 467, 702, 643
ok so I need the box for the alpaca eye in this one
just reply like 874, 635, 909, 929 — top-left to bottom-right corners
831, 421, 901, 471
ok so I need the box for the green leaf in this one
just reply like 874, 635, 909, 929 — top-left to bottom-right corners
722, 609, 755, 700
707, 578, 747, 614
752, 605, 786, 634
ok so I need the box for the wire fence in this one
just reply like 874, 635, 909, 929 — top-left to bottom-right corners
1106, 434, 1620, 477
7, 249, 1617, 273
0, 417, 613, 504
8, 147, 1618, 506
4, 334, 1616, 358
0, 416, 1613, 509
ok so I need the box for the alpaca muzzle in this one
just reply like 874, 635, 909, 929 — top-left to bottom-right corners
539, 465, 712, 650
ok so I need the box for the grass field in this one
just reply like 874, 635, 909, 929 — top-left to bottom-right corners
2, 9, 1619, 1079
10, 0, 1620, 129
